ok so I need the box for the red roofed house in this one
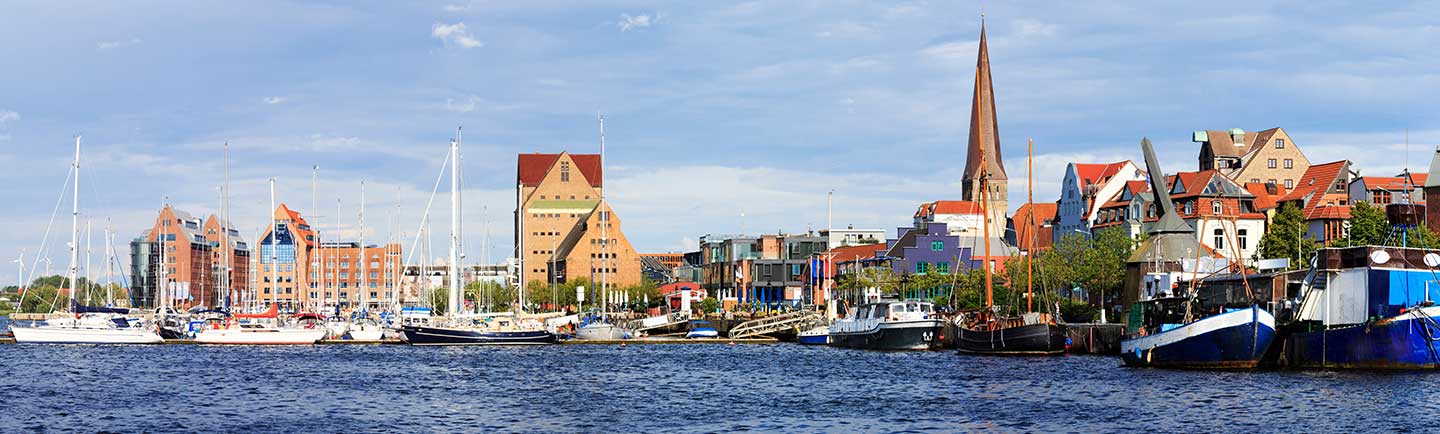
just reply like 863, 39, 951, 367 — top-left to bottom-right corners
1092, 170, 1267, 264
516, 151, 642, 290
1349, 172, 1426, 206
1277, 160, 1356, 244
1054, 160, 1146, 243
914, 200, 987, 237
1006, 202, 1057, 253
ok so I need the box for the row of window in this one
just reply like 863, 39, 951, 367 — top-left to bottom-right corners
1249, 178, 1295, 189
914, 261, 951, 274
307, 291, 392, 299
308, 282, 391, 288
1265, 158, 1295, 169
536, 195, 591, 200
1212, 228, 1249, 251
532, 231, 562, 236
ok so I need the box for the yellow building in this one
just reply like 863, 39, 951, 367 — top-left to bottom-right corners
515, 152, 641, 289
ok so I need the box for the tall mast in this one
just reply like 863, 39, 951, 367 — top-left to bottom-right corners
84, 220, 92, 305
335, 197, 342, 311
977, 77, 993, 308
221, 142, 231, 309
269, 178, 278, 309
312, 165, 319, 312
448, 132, 461, 317
105, 221, 113, 305
598, 113, 607, 310
1026, 138, 1038, 312
68, 136, 81, 310
360, 179, 368, 312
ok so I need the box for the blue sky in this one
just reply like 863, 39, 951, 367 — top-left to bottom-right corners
1, 1, 1437, 286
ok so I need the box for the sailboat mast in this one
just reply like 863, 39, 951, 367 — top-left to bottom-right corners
448, 134, 461, 317
312, 165, 319, 312
598, 113, 607, 310
68, 136, 81, 310
976, 91, 993, 308
269, 178, 278, 310
105, 222, 113, 306
360, 180, 367, 312
1026, 138, 1033, 313
85, 220, 92, 305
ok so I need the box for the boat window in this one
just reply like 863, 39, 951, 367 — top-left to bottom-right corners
890, 303, 907, 313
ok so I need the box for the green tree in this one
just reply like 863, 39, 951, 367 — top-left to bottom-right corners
1258, 203, 1318, 270
699, 297, 719, 313
429, 287, 450, 313
1342, 201, 1388, 246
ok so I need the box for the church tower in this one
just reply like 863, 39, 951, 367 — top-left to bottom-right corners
961, 20, 1009, 229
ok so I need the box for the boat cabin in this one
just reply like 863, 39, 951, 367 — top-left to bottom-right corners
1294, 246, 1440, 328
852, 301, 935, 322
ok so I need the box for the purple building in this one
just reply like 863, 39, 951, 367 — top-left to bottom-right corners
884, 222, 981, 276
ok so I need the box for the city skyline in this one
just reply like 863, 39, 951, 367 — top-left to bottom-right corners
2, 1, 1438, 287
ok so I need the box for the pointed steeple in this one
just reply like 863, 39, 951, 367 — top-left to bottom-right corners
962, 20, 1009, 226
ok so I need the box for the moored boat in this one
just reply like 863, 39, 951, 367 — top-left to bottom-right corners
1279, 245, 1440, 369
828, 300, 943, 350
1121, 303, 1275, 368
797, 326, 829, 345
575, 314, 633, 340
956, 311, 1067, 355
684, 320, 719, 339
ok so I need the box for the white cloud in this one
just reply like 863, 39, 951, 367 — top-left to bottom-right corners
442, 3, 467, 12
97, 37, 142, 50
445, 96, 480, 113
1014, 19, 1057, 37
431, 22, 483, 49
618, 13, 661, 32
263, 96, 288, 105
0, 110, 17, 124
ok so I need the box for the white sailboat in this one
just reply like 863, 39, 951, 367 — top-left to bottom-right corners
12, 136, 163, 344
194, 178, 325, 345
350, 181, 385, 341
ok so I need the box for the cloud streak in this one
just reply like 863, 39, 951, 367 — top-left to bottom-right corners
432, 22, 483, 48
618, 13, 661, 32
97, 37, 142, 50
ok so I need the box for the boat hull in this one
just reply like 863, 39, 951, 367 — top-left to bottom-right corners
829, 319, 942, 350
797, 333, 829, 345
1121, 305, 1275, 369
193, 328, 327, 345
12, 326, 164, 344
957, 322, 1067, 355
576, 324, 632, 340
1282, 306, 1440, 369
401, 325, 558, 345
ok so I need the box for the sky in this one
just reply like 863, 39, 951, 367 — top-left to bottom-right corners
1, 1, 1437, 287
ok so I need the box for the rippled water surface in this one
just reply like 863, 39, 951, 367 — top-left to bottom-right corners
2, 342, 1438, 433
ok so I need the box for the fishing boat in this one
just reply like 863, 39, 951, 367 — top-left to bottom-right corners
400, 129, 556, 345
797, 326, 830, 345
12, 137, 164, 345
1278, 243, 1440, 369
829, 300, 943, 350
955, 139, 1066, 355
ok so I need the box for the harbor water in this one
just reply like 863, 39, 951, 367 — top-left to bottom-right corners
2, 343, 1438, 433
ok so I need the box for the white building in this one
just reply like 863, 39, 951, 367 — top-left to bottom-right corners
1055, 160, 1146, 243
819, 226, 886, 249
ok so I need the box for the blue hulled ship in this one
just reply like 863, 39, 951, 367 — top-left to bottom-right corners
1278, 245, 1440, 369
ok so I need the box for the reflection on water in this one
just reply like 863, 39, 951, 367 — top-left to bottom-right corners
1, 343, 1437, 433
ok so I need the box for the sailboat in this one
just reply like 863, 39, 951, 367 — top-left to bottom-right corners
194, 178, 326, 345
400, 129, 558, 345
12, 137, 164, 344
955, 139, 1067, 355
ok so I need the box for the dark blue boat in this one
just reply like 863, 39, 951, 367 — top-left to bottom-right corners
400, 324, 558, 346
1278, 246, 1440, 369
1122, 304, 1276, 369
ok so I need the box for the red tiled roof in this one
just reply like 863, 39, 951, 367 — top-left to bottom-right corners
1358, 176, 1419, 192
1410, 173, 1429, 187
517, 153, 603, 188
1308, 205, 1352, 220
1011, 203, 1057, 250
827, 243, 886, 264
1073, 161, 1131, 187
1245, 182, 1287, 212
1280, 160, 1349, 204
916, 200, 983, 217
276, 204, 314, 246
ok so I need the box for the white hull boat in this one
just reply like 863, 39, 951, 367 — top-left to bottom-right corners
348, 322, 384, 341
576, 323, 633, 340
12, 324, 163, 344
194, 325, 326, 345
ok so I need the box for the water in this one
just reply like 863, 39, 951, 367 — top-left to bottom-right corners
2, 343, 1438, 433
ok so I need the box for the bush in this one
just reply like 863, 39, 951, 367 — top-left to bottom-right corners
699, 297, 719, 313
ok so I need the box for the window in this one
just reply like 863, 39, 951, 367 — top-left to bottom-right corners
1213, 229, 1225, 250
936, 262, 950, 274
1283, 159, 1293, 169
1238, 229, 1249, 250
1183, 202, 1193, 215
1268, 179, 1277, 186
1212, 200, 1223, 216
1284, 179, 1293, 189
931, 241, 944, 251
340, 262, 349, 268
560, 161, 571, 182
1251, 178, 1261, 185
1267, 159, 1277, 169
916, 262, 929, 274
1276, 138, 1285, 148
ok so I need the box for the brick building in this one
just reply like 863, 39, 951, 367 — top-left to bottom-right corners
309, 242, 403, 309
1196, 127, 1310, 190
129, 205, 250, 309
515, 152, 641, 289
254, 204, 316, 309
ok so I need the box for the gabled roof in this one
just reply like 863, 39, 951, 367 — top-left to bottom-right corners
1279, 160, 1349, 204
1355, 176, 1416, 192
517, 153, 603, 188
1244, 182, 1287, 212
918, 200, 984, 217
1072, 161, 1132, 189
1010, 203, 1057, 250
827, 243, 886, 264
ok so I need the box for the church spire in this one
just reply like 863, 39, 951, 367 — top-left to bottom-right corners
962, 19, 1008, 225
